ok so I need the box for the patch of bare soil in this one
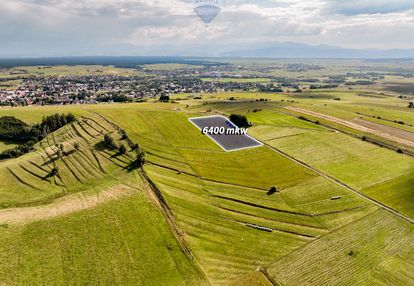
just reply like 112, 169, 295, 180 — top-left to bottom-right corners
0, 184, 136, 225
353, 118, 414, 142
286, 107, 414, 148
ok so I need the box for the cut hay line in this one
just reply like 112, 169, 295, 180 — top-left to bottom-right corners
146, 151, 190, 165
71, 124, 107, 173
242, 221, 316, 239
37, 150, 53, 169
100, 150, 130, 165
147, 161, 267, 192
212, 195, 313, 217
28, 160, 50, 174
18, 164, 50, 182
60, 156, 84, 183
97, 152, 127, 169
76, 149, 104, 175
90, 150, 106, 173
81, 116, 111, 132
218, 206, 327, 231
77, 121, 97, 138
88, 110, 118, 130
82, 118, 103, 134
66, 154, 96, 180
312, 205, 368, 217
7, 167, 41, 191
69, 151, 101, 177
264, 133, 304, 142
71, 122, 90, 142
146, 161, 196, 177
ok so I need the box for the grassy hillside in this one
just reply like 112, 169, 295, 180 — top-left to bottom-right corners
0, 140, 18, 152
0, 108, 206, 285
96, 105, 389, 285
0, 177, 204, 285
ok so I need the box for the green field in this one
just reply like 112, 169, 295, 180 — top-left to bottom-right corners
0, 84, 413, 285
95, 104, 407, 285
0, 108, 206, 285
0, 140, 18, 152
0, 179, 204, 285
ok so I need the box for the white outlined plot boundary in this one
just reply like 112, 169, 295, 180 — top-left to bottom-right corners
188, 115, 263, 152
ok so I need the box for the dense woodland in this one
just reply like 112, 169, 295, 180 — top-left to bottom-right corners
0, 113, 75, 159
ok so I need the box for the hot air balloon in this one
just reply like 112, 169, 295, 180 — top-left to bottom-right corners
194, 4, 221, 24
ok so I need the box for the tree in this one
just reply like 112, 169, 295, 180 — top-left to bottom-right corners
159, 95, 170, 102
74, 142, 80, 150
229, 114, 250, 128
409, 102, 414, 109
134, 150, 146, 168
118, 144, 127, 155
267, 186, 278, 195
50, 166, 59, 177
103, 134, 117, 150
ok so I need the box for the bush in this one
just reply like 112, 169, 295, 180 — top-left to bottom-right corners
159, 95, 170, 102
118, 144, 127, 155
130, 150, 146, 169
50, 167, 59, 176
267, 186, 278, 195
229, 114, 249, 128
408, 102, 414, 108
103, 134, 117, 150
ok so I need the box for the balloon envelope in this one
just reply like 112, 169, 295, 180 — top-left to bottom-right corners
194, 4, 221, 24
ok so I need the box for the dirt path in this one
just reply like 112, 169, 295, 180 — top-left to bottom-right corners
0, 184, 135, 225
285, 107, 414, 148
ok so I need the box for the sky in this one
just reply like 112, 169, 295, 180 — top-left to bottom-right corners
1, 0, 414, 57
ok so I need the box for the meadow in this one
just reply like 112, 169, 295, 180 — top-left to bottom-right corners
0, 80, 413, 285
0, 107, 206, 285
95, 104, 409, 285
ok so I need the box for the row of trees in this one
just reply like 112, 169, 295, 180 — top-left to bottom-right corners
229, 114, 250, 128
101, 134, 145, 169
0, 113, 76, 143
0, 113, 76, 159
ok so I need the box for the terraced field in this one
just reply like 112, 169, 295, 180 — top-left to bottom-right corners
0, 109, 205, 285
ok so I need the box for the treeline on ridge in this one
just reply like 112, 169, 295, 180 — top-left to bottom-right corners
0, 113, 75, 159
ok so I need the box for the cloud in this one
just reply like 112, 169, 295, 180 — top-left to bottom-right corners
0, 0, 413, 57
324, 0, 414, 15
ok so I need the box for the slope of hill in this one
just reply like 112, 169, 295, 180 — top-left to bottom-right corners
0, 110, 206, 285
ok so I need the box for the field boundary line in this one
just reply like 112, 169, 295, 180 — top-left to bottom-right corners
139, 169, 211, 284
147, 161, 268, 191
285, 106, 414, 154
91, 111, 210, 284
261, 141, 414, 225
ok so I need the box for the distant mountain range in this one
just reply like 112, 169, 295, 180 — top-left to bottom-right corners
220, 42, 414, 59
